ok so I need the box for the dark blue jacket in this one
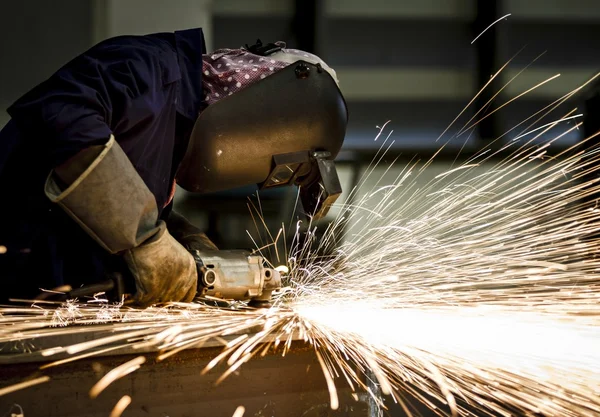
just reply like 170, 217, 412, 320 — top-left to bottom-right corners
0, 28, 206, 298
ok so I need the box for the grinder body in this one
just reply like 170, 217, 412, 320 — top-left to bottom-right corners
192, 249, 282, 307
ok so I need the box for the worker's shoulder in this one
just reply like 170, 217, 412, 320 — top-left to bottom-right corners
78, 29, 204, 82
89, 32, 178, 61
90, 28, 204, 58
63, 32, 184, 86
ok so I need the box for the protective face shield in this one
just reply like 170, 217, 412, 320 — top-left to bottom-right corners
176, 40, 348, 220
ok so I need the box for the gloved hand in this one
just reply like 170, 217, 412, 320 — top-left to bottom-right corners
166, 210, 218, 252
46, 135, 198, 306
124, 221, 197, 305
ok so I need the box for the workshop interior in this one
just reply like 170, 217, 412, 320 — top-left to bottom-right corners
1, 1, 600, 416
2, 0, 598, 252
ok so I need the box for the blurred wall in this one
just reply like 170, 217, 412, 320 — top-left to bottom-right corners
93, 0, 212, 47
0, 0, 95, 127
2, 0, 598, 145
0, 0, 213, 128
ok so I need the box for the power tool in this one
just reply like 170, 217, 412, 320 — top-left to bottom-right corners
59, 249, 282, 308
191, 249, 282, 308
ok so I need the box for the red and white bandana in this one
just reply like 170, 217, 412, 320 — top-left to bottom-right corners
201, 41, 338, 106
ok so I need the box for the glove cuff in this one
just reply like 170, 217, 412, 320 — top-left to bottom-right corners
45, 135, 160, 254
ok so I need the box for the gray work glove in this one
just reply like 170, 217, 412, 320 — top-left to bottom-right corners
45, 135, 197, 306
123, 221, 197, 305
166, 210, 219, 252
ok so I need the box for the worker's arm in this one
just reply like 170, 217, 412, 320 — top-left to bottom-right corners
7, 35, 179, 165
7, 36, 197, 306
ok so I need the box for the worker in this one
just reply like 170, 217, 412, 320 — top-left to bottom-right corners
0, 28, 348, 305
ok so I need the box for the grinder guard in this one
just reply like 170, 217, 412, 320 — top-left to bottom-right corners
176, 61, 348, 219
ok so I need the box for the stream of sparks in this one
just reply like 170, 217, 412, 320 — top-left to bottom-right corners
1, 65, 600, 417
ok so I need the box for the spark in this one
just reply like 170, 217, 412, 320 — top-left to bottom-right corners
2, 404, 24, 417
511, 113, 583, 141
1, 64, 600, 417
458, 73, 562, 135
89, 356, 146, 399
315, 348, 339, 410
0, 376, 50, 397
471, 14, 512, 44
232, 405, 246, 417
109, 395, 132, 417
275, 265, 290, 274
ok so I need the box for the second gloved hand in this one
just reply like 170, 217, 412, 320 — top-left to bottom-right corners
167, 210, 218, 253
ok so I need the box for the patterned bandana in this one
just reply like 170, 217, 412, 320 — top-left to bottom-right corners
201, 41, 338, 106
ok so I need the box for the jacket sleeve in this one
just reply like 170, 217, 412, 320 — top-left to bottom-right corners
7, 36, 176, 167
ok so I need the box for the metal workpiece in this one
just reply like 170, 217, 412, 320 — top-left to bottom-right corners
0, 340, 383, 417
194, 249, 282, 306
0, 326, 420, 416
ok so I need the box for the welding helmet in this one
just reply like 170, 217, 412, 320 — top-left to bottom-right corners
175, 40, 348, 219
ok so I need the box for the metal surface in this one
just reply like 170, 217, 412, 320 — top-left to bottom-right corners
366, 370, 382, 417
0, 329, 445, 416
0, 343, 365, 417
0, 329, 262, 366
0, 330, 385, 417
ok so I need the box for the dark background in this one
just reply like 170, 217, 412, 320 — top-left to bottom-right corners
1, 0, 599, 249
